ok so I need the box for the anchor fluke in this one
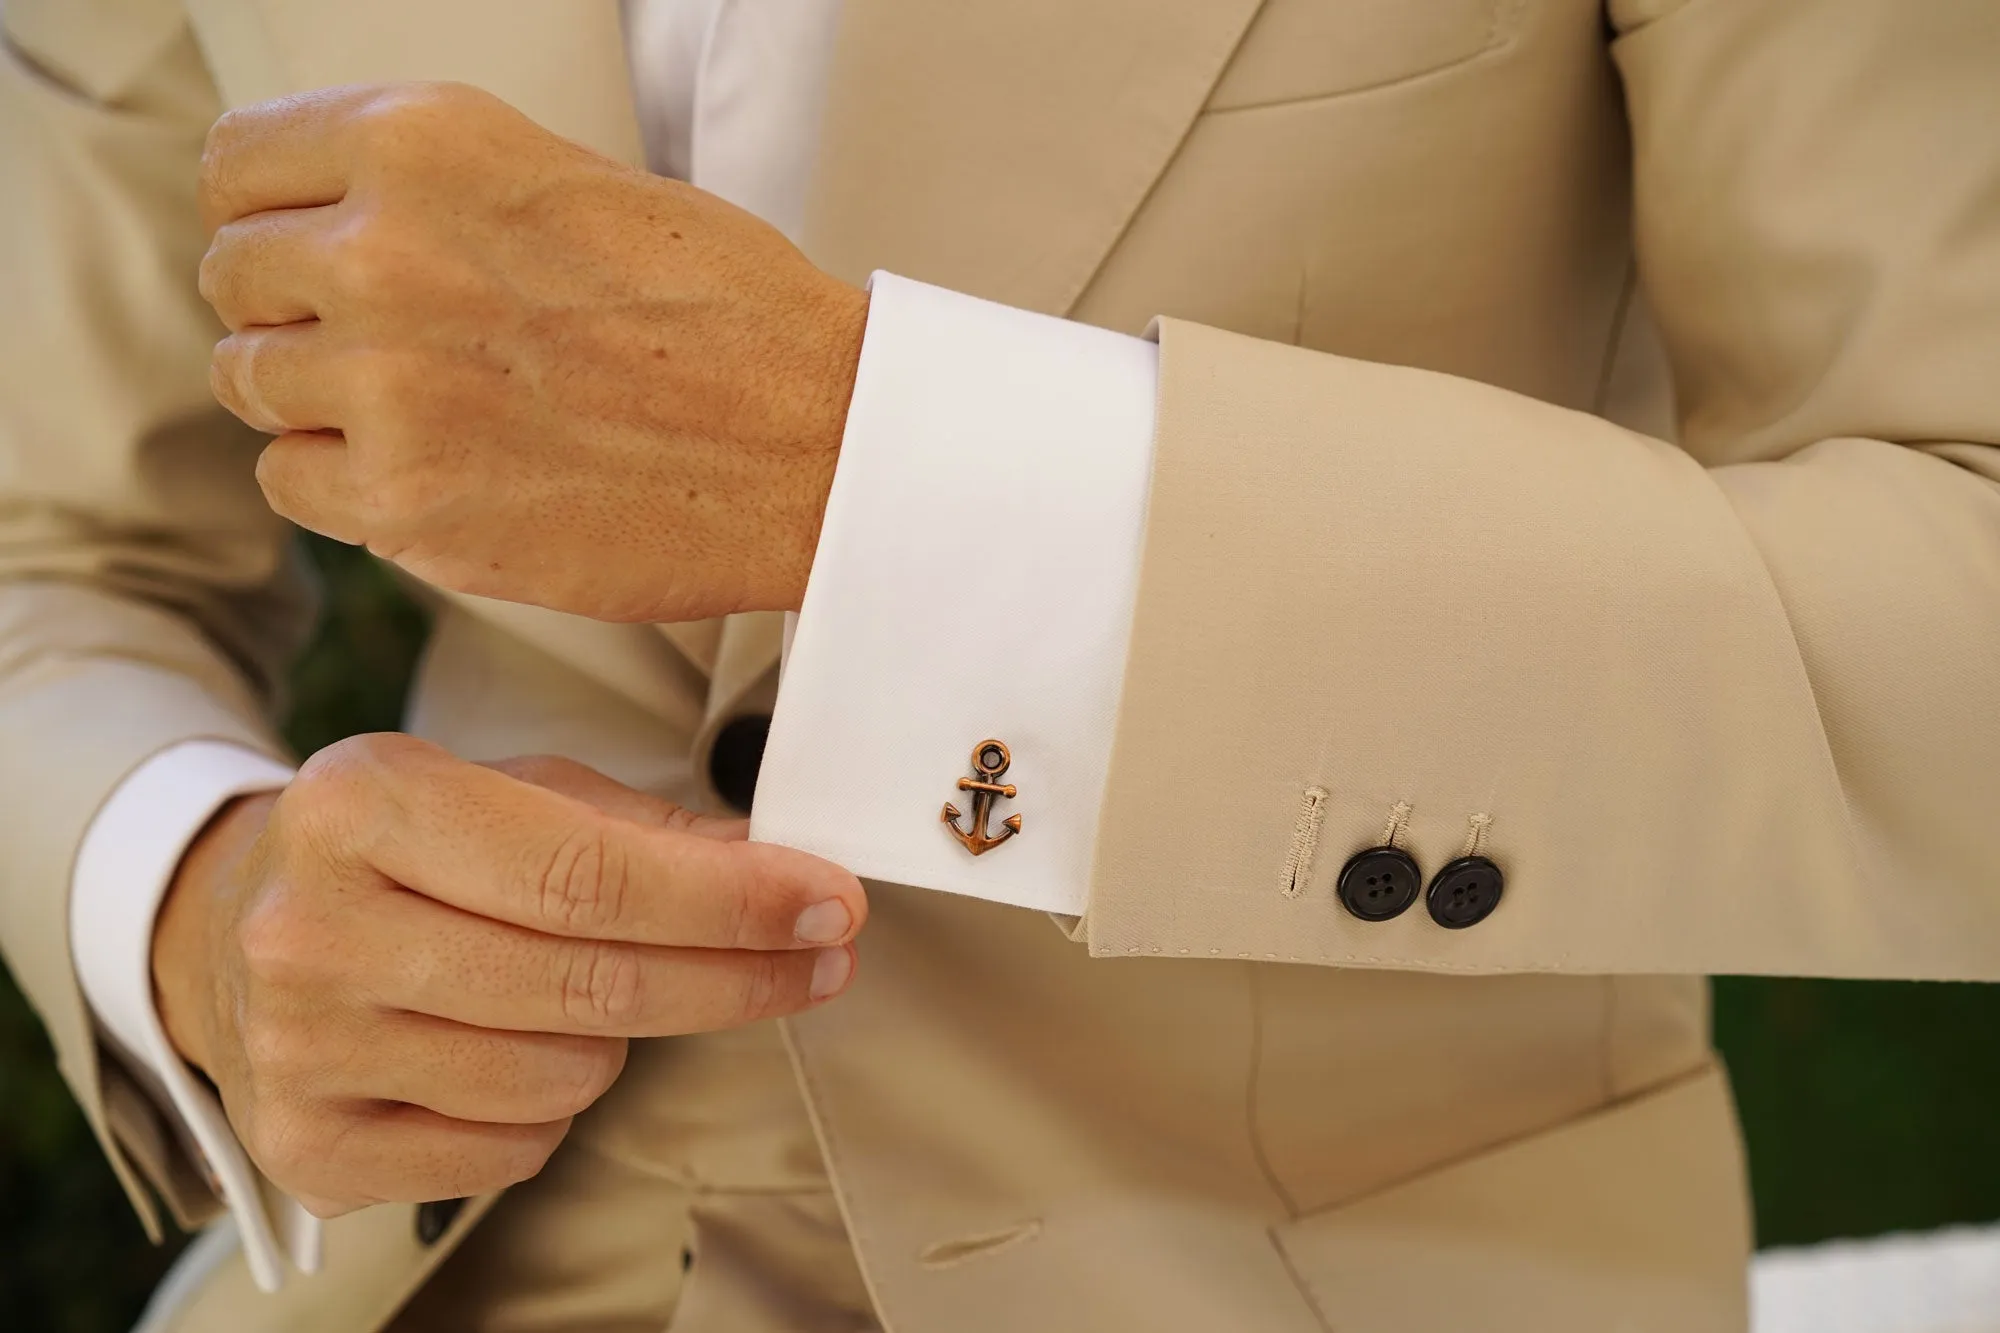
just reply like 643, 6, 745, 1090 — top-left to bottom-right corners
941, 740, 1022, 856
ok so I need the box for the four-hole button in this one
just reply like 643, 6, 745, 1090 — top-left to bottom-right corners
1336, 847, 1422, 922
1426, 855, 1505, 929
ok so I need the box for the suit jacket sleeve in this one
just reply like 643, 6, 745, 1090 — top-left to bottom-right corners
1083, 0, 2000, 979
0, 2, 311, 1230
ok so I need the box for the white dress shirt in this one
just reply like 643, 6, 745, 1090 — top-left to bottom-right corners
68, 0, 1156, 1290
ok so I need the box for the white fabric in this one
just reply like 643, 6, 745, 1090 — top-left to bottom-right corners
753, 273, 1155, 915
623, 0, 848, 240
1751, 1225, 2000, 1332
69, 0, 1157, 1293
69, 740, 303, 1292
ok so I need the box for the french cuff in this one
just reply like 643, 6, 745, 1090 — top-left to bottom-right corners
71, 739, 319, 1292
751, 272, 1157, 917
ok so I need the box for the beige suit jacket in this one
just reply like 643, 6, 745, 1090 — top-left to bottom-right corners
3, 0, 1996, 1329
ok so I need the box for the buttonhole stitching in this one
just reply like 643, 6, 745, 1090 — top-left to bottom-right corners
1281, 787, 1330, 898
1462, 812, 1494, 858
1380, 801, 1413, 849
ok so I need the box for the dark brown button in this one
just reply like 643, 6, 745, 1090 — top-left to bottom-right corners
1337, 847, 1422, 922
415, 1197, 466, 1246
709, 713, 771, 813
1427, 856, 1504, 929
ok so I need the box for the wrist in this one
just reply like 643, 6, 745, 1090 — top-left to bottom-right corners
765, 278, 868, 612
152, 791, 277, 1075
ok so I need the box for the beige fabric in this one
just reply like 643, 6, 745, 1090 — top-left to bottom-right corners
385, 1024, 873, 1333
1084, 0, 2000, 982
2, 0, 1993, 1328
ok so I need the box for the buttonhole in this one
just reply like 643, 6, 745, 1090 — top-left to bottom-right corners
1281, 787, 1329, 898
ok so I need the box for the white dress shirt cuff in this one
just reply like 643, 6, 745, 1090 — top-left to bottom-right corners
70, 739, 317, 1291
752, 273, 1157, 916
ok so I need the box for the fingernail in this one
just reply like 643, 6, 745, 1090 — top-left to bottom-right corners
794, 899, 852, 944
810, 947, 854, 1001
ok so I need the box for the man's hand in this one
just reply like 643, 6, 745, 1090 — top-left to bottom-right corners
150, 736, 865, 1217
196, 82, 867, 624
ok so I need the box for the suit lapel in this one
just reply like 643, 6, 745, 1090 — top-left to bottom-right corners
804, 0, 1267, 316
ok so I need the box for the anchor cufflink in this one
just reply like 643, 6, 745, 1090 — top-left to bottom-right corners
943, 739, 1022, 855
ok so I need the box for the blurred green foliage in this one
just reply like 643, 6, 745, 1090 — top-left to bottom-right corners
2, 535, 1997, 1329
1717, 975, 2000, 1246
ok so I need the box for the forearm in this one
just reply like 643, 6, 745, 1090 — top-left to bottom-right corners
745, 274, 1998, 982
1083, 321, 2000, 978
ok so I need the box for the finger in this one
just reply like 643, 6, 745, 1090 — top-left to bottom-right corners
317, 1011, 626, 1125
350, 879, 857, 1036
337, 740, 864, 950
212, 324, 344, 434
261, 1100, 568, 1215
481, 755, 748, 841
256, 429, 368, 544
200, 207, 337, 330
199, 85, 387, 232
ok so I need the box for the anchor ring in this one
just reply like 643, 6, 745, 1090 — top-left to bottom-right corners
970, 739, 1011, 778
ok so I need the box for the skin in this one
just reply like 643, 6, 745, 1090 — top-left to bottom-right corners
168, 82, 877, 1213
152, 739, 867, 1218
197, 80, 868, 624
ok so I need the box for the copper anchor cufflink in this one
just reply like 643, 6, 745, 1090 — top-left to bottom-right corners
943, 739, 1022, 855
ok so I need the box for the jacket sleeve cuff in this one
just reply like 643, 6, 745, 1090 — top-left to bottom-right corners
751, 273, 1157, 916
71, 739, 319, 1291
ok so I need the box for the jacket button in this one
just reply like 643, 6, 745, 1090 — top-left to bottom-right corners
709, 713, 771, 813
1427, 856, 1504, 929
1337, 847, 1422, 921
415, 1197, 466, 1247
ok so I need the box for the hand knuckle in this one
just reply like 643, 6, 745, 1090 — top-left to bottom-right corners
196, 245, 227, 310
297, 1193, 354, 1221
354, 453, 433, 532
551, 1038, 627, 1116
196, 116, 242, 211
252, 443, 300, 521
238, 1017, 311, 1087
395, 81, 479, 122
738, 952, 790, 1024
244, 1102, 319, 1183
495, 754, 585, 787
559, 941, 645, 1031
349, 87, 422, 147
456, 1122, 566, 1197
295, 735, 368, 795
284, 751, 364, 831
288, 733, 423, 859
497, 1122, 567, 1187
223, 340, 271, 422
719, 877, 757, 950
236, 895, 316, 987
209, 343, 242, 411
349, 83, 464, 164
304, 732, 416, 792
361, 528, 423, 572
537, 822, 628, 936
329, 220, 399, 302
